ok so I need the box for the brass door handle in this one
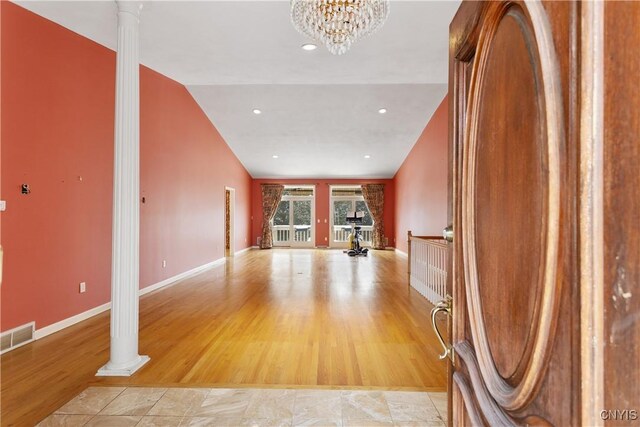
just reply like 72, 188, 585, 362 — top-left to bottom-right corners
430, 296, 452, 360
443, 225, 453, 242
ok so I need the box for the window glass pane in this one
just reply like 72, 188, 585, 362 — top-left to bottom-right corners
273, 200, 289, 226
293, 200, 311, 226
293, 200, 312, 242
333, 200, 353, 226
355, 200, 373, 226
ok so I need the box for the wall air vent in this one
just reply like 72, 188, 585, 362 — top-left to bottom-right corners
0, 322, 35, 354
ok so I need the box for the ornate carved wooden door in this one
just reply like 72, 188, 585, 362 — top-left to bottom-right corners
437, 0, 640, 425
444, 1, 579, 425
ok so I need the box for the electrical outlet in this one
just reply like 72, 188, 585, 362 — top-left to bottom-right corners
162, 260, 167, 268
79, 282, 86, 293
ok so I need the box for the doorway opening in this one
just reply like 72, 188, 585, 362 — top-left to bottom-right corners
224, 187, 235, 257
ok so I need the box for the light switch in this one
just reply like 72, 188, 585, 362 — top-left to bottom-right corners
0, 201, 5, 212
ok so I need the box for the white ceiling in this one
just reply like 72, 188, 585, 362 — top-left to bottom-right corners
15, 0, 460, 178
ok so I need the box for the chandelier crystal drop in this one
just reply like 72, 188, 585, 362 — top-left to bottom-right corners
291, 0, 390, 55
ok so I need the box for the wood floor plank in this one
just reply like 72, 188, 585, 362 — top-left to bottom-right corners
0, 249, 447, 426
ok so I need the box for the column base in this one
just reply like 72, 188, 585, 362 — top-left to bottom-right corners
96, 355, 150, 377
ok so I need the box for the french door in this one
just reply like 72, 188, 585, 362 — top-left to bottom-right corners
272, 195, 314, 248
329, 187, 373, 248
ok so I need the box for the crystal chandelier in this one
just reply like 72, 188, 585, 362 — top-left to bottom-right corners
291, 0, 390, 55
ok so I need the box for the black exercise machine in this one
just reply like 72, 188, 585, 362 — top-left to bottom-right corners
345, 211, 369, 257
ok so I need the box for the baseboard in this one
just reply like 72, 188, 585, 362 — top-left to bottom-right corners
34, 302, 111, 340
234, 246, 257, 256
395, 248, 408, 257
33, 258, 226, 341
139, 258, 225, 297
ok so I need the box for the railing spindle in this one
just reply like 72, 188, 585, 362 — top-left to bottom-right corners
407, 235, 447, 305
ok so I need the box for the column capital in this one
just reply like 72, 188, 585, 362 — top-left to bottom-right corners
116, 1, 143, 19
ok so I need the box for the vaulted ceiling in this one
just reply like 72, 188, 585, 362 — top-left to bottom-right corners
15, 0, 460, 178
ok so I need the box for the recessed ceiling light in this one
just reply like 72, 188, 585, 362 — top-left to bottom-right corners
301, 43, 317, 51
378, 108, 387, 114
364, 155, 371, 159
253, 109, 262, 115
272, 155, 279, 159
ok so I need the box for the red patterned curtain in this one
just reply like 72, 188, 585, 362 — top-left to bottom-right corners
362, 184, 385, 250
260, 184, 285, 249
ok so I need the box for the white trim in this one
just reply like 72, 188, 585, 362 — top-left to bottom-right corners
34, 259, 225, 341
139, 258, 225, 297
234, 246, 256, 256
34, 303, 111, 340
283, 184, 316, 189
96, 355, 150, 377
395, 248, 408, 257
329, 184, 364, 189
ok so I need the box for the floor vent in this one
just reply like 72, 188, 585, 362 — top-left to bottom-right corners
0, 322, 35, 354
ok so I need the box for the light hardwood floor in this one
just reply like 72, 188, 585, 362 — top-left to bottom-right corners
1, 249, 447, 426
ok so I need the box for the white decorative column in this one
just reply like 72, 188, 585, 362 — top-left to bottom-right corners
97, 0, 149, 377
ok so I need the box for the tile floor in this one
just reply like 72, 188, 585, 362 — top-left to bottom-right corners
37, 387, 448, 427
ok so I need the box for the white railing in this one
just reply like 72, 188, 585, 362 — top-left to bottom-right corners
333, 225, 373, 245
273, 225, 312, 245
408, 231, 448, 305
273, 226, 290, 244
293, 226, 312, 242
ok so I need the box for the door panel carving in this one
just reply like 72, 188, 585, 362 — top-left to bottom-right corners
473, 7, 546, 382
462, 0, 564, 411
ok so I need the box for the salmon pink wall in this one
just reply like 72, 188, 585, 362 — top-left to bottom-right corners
0, 0, 4, 248
1, 2, 115, 332
140, 67, 252, 287
1, 3, 252, 332
251, 179, 395, 248
393, 96, 449, 253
